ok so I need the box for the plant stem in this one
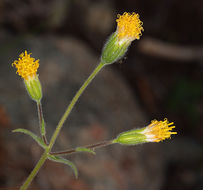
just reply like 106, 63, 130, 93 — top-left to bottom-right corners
20, 62, 105, 190
37, 102, 48, 145
50, 140, 113, 156
20, 149, 49, 190
48, 62, 105, 150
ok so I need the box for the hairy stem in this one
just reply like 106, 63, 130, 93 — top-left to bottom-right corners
37, 102, 48, 144
48, 62, 105, 150
20, 149, 49, 190
21, 62, 105, 190
50, 140, 113, 156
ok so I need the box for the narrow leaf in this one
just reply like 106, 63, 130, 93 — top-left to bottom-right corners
12, 128, 47, 149
48, 155, 78, 178
76, 147, 96, 155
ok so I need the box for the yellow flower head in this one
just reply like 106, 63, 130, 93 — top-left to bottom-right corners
12, 51, 39, 80
116, 12, 143, 41
142, 119, 177, 142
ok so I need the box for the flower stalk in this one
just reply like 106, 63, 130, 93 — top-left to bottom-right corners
19, 61, 105, 189
20, 150, 49, 190
12, 11, 177, 190
48, 62, 105, 150
50, 140, 113, 156
37, 102, 48, 144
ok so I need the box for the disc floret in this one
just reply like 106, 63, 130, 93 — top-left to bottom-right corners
116, 12, 144, 43
12, 51, 39, 81
142, 119, 177, 142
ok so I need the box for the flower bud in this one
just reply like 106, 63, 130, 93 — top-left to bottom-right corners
24, 75, 42, 102
113, 129, 146, 145
12, 51, 42, 102
113, 119, 177, 145
101, 12, 143, 65
101, 32, 130, 64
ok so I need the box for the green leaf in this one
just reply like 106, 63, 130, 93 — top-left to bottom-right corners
12, 128, 47, 149
76, 147, 96, 155
48, 155, 78, 178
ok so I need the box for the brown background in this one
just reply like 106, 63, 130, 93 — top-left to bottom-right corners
0, 0, 202, 190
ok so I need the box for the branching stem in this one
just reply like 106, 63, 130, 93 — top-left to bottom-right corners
20, 62, 105, 190
50, 140, 113, 156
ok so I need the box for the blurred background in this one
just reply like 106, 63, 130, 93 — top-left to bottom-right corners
0, 0, 203, 190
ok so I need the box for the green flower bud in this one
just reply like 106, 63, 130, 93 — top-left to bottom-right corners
113, 128, 146, 145
101, 32, 130, 64
101, 12, 144, 65
113, 119, 177, 145
12, 51, 43, 103
24, 75, 42, 102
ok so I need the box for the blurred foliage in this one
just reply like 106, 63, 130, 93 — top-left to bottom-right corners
167, 78, 203, 125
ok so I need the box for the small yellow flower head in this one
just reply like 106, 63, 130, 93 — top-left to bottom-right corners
101, 12, 144, 65
142, 119, 177, 142
12, 51, 42, 102
12, 51, 39, 80
116, 12, 143, 42
113, 119, 176, 145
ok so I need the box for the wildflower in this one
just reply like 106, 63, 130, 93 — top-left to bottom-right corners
101, 12, 143, 64
116, 12, 143, 44
12, 51, 42, 102
113, 119, 177, 145
140, 119, 177, 142
12, 51, 39, 80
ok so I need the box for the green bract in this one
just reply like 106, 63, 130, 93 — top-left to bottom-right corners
113, 128, 146, 145
101, 32, 131, 65
24, 75, 42, 102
